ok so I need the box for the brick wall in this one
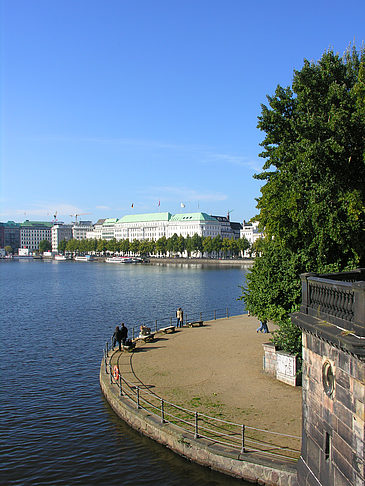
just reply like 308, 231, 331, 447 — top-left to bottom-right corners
298, 332, 364, 486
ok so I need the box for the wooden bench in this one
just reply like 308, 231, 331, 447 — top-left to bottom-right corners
135, 332, 156, 343
187, 321, 204, 327
159, 325, 176, 334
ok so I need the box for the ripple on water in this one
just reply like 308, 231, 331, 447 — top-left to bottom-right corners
1, 261, 249, 485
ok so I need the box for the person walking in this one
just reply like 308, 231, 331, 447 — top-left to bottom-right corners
256, 319, 269, 333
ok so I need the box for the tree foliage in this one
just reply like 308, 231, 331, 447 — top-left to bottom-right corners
39, 240, 52, 252
243, 46, 365, 356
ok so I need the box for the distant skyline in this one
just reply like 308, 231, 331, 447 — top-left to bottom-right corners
1, 0, 364, 224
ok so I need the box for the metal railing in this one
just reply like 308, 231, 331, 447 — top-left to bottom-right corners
103, 344, 301, 462
112, 306, 242, 342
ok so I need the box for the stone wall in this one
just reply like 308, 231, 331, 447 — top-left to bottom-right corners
297, 332, 364, 486
100, 362, 298, 486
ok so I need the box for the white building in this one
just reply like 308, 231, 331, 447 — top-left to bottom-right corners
86, 219, 106, 240
167, 213, 221, 238
240, 221, 264, 256
51, 224, 73, 252
72, 221, 93, 240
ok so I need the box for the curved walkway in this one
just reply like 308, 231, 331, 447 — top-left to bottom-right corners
129, 315, 302, 437
102, 315, 302, 485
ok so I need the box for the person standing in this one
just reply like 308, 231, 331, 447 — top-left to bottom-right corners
112, 326, 123, 351
176, 307, 181, 327
120, 323, 128, 345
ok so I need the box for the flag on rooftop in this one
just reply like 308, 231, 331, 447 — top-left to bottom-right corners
131, 203, 134, 208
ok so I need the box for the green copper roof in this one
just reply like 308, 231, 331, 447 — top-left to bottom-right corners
170, 212, 218, 222
20, 220, 54, 227
103, 218, 119, 225
118, 212, 172, 223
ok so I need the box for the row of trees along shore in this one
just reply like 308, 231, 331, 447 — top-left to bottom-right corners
58, 234, 251, 258
241, 46, 365, 363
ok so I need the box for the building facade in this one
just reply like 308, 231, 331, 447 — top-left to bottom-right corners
0, 221, 21, 250
51, 224, 73, 252
72, 221, 94, 240
20, 221, 53, 251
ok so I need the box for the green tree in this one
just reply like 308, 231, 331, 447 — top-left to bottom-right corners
185, 234, 193, 257
212, 235, 222, 257
130, 239, 140, 255
58, 240, 67, 253
156, 236, 167, 256
39, 240, 51, 252
176, 235, 185, 255
167, 234, 178, 255
238, 237, 250, 257
202, 236, 213, 256
242, 46, 365, 358
4, 245, 13, 254
191, 233, 203, 255
119, 239, 130, 255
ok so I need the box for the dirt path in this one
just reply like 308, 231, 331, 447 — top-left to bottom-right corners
130, 315, 302, 437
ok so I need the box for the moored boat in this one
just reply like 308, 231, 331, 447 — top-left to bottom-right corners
74, 255, 93, 262
105, 256, 134, 263
54, 254, 69, 261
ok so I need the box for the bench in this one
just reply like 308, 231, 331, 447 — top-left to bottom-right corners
187, 321, 204, 327
135, 332, 156, 343
159, 325, 176, 334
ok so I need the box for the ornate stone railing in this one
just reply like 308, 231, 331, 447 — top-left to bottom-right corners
300, 269, 365, 337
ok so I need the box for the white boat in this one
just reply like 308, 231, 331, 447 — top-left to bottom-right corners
105, 256, 133, 263
74, 255, 93, 262
54, 254, 68, 261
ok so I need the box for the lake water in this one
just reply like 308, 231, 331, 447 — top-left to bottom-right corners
0, 260, 252, 485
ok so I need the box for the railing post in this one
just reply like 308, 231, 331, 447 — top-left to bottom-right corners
132, 328, 135, 340
106, 342, 109, 357
155, 320, 158, 332
241, 425, 245, 453
119, 375, 123, 396
194, 412, 199, 439
104, 351, 108, 374
170, 316, 172, 326
226, 307, 229, 318
200, 312, 202, 321
109, 365, 113, 384
136, 386, 140, 409
161, 399, 165, 423
214, 309, 216, 320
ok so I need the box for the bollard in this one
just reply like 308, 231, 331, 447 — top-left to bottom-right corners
194, 412, 199, 439
241, 424, 245, 453
136, 386, 140, 409
161, 399, 165, 423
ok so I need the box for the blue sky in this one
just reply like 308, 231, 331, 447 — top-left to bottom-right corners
1, 0, 364, 225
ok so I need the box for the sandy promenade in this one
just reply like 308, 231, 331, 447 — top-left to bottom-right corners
129, 315, 302, 438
